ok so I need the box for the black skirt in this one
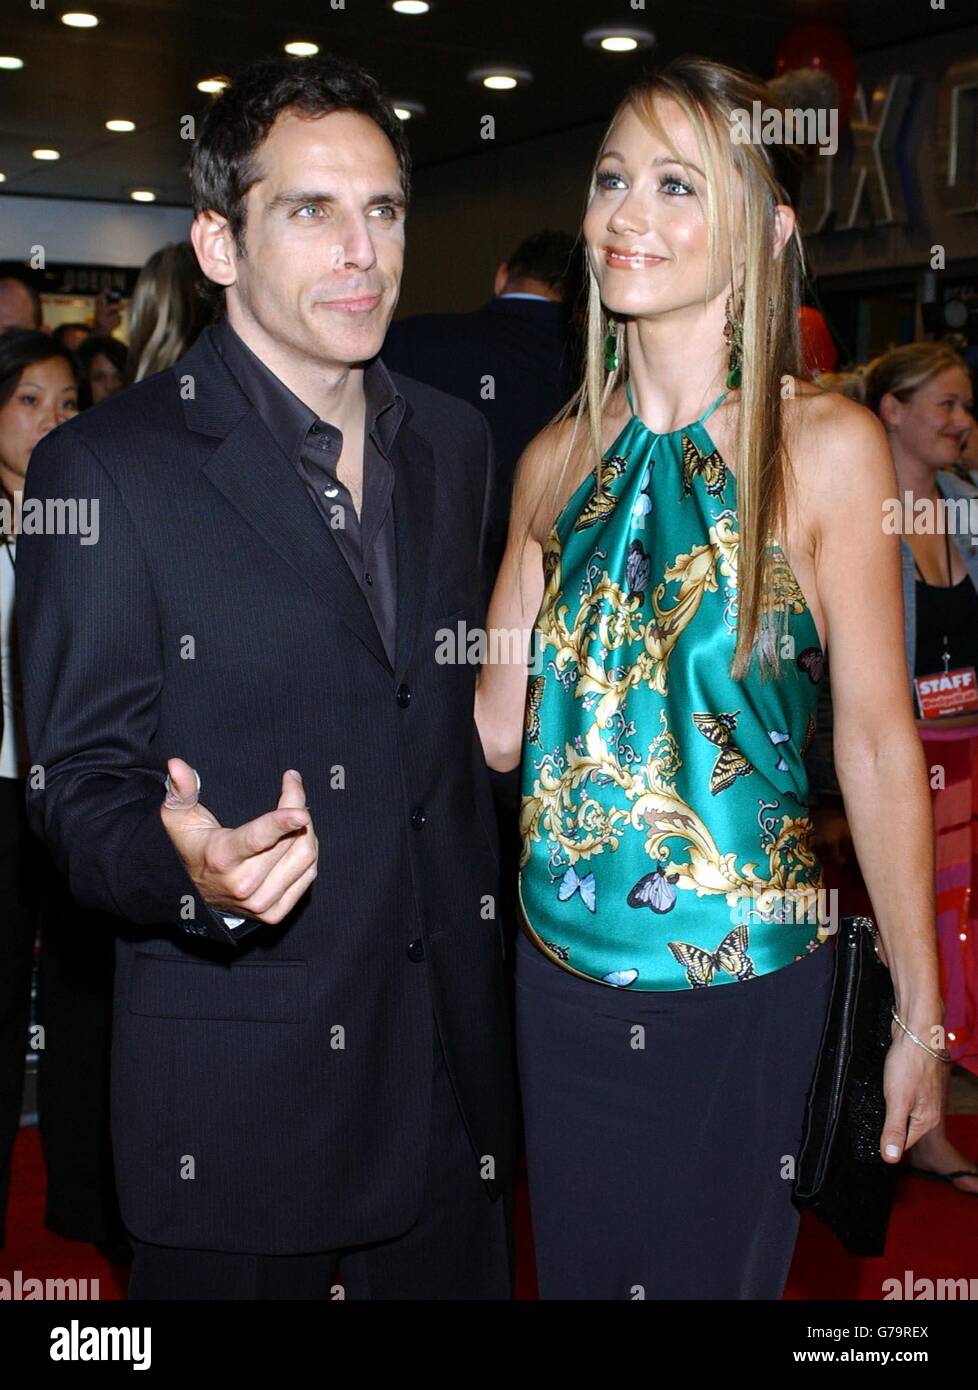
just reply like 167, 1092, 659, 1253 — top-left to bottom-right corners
515, 929, 834, 1299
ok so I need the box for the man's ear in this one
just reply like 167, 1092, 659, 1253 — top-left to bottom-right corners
190, 210, 237, 288
772, 203, 796, 259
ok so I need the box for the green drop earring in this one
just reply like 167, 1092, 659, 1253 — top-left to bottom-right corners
604, 321, 620, 373
723, 291, 743, 389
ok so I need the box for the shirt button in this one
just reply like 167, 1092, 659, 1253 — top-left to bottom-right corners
410, 808, 426, 830
364, 571, 374, 586
407, 939, 425, 963
395, 683, 412, 708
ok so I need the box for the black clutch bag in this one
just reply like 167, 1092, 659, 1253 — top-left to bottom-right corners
794, 914, 898, 1256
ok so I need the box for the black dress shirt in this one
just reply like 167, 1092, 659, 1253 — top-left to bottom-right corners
212, 315, 405, 666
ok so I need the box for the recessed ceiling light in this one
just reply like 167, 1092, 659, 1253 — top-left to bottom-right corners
284, 41, 319, 56
32, 148, 61, 161
61, 11, 100, 27
105, 119, 135, 132
130, 189, 157, 203
196, 75, 229, 94
0, 56, 25, 70
393, 101, 426, 121
391, 1, 431, 13
583, 26, 655, 53
468, 66, 533, 91
0, 172, 6, 183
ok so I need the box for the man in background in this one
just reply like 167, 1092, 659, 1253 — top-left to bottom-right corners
0, 276, 42, 335
383, 230, 578, 588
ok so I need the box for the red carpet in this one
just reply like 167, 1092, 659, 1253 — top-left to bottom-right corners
3, 1119, 976, 1299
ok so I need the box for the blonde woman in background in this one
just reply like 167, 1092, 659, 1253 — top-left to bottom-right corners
126, 241, 214, 383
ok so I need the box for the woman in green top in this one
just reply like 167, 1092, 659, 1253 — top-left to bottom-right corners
476, 56, 947, 1298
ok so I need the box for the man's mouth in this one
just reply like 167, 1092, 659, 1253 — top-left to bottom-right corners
317, 293, 382, 314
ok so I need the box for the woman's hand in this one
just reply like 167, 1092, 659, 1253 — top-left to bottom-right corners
880, 1018, 946, 1163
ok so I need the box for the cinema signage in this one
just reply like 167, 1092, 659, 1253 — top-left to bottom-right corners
804, 57, 978, 234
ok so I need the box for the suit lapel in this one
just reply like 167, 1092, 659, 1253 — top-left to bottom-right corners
181, 326, 437, 679
392, 421, 435, 678
202, 411, 393, 673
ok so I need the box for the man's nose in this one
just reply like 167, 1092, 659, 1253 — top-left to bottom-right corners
330, 215, 378, 268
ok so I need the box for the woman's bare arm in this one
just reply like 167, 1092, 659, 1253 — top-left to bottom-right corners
805, 393, 944, 1160
474, 424, 573, 772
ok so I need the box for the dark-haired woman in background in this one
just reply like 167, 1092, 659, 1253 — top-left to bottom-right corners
77, 334, 128, 409
0, 331, 78, 1246
0, 330, 126, 1257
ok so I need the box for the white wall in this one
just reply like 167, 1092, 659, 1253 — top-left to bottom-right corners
0, 195, 192, 267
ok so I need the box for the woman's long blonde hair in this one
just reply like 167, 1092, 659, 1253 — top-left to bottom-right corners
526, 56, 807, 679
126, 241, 212, 383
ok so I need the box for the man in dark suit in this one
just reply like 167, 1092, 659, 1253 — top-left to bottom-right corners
16, 54, 516, 1299
382, 231, 578, 588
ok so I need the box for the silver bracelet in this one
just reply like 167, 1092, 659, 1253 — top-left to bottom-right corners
891, 1005, 952, 1062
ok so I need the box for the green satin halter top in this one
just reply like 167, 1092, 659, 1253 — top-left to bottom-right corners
518, 383, 829, 991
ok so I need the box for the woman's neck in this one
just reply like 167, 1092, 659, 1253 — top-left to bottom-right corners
889, 436, 939, 501
624, 302, 728, 433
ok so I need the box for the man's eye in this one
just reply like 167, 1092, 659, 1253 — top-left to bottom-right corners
370, 205, 397, 219
296, 205, 323, 219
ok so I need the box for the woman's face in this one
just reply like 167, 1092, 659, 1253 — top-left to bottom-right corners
582, 97, 736, 323
884, 367, 974, 469
89, 351, 122, 403
0, 357, 78, 493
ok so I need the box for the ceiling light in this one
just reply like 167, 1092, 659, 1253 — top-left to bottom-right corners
284, 41, 319, 56
0, 172, 6, 183
583, 26, 655, 53
105, 119, 135, 132
61, 12, 100, 27
130, 189, 157, 202
468, 66, 533, 91
393, 101, 426, 120
391, 1, 431, 13
0, 56, 25, 70
196, 76, 229, 94
32, 148, 61, 160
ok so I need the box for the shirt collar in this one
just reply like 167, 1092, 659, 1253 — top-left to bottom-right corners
212, 315, 405, 464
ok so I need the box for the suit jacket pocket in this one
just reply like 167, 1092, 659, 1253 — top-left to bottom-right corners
128, 953, 308, 1023
436, 566, 482, 619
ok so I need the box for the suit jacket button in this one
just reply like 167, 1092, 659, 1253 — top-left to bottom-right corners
396, 682, 412, 708
410, 807, 426, 829
407, 938, 425, 962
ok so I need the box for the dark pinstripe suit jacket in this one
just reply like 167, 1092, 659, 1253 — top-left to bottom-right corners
15, 325, 516, 1254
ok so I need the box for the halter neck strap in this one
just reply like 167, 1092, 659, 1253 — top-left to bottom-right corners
625, 381, 728, 430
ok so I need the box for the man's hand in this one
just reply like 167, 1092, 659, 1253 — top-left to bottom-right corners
160, 757, 318, 925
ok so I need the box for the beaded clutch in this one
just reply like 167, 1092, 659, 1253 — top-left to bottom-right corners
794, 915, 898, 1256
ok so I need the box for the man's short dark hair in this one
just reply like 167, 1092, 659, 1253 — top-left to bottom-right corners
505, 231, 577, 294
189, 54, 411, 256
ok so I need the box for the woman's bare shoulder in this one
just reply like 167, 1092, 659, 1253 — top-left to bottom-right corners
781, 377, 895, 514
